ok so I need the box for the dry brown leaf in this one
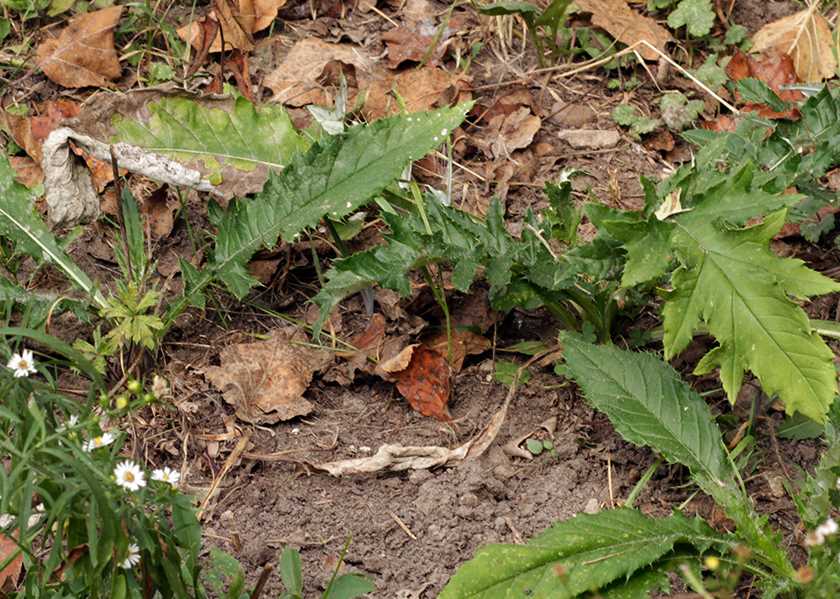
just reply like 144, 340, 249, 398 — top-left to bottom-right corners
203, 328, 330, 423
381, 26, 445, 69
575, 0, 672, 61
725, 50, 803, 119
264, 38, 373, 106
36, 6, 123, 88
752, 8, 836, 82
178, 0, 287, 52
378, 343, 418, 376
484, 107, 541, 158
395, 346, 452, 421
9, 156, 43, 188
424, 329, 491, 373
363, 67, 460, 119
0, 531, 23, 592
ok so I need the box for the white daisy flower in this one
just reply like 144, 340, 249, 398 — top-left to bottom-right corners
7, 349, 36, 378
818, 517, 838, 538
57, 415, 79, 433
119, 543, 141, 569
83, 432, 115, 452
113, 461, 146, 492
151, 467, 180, 487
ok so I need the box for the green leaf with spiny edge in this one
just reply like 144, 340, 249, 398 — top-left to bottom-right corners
112, 96, 306, 189
562, 336, 737, 495
0, 154, 105, 309
665, 207, 840, 422
210, 104, 471, 298
601, 163, 840, 422
440, 508, 723, 599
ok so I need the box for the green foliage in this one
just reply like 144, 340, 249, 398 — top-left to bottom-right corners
112, 96, 306, 184
476, 0, 573, 64
278, 545, 374, 599
100, 284, 165, 351
594, 163, 840, 422
563, 335, 738, 496
313, 181, 623, 339
736, 79, 789, 113
440, 508, 723, 598
693, 54, 728, 89
611, 104, 659, 138
660, 92, 705, 131
0, 331, 201, 598
0, 154, 105, 309
667, 0, 716, 37
493, 360, 532, 386
204, 104, 470, 301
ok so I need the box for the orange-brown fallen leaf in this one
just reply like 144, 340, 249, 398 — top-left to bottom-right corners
178, 0, 287, 52
395, 345, 452, 421
575, 0, 673, 61
36, 6, 123, 88
726, 50, 802, 120
424, 329, 491, 373
752, 8, 836, 82
203, 328, 331, 423
8, 156, 42, 188
0, 531, 23, 593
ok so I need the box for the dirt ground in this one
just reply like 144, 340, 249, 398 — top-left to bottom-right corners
9, 0, 833, 595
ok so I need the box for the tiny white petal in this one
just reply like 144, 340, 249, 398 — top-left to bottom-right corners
7, 349, 37, 378
114, 461, 146, 492
151, 467, 180, 487
83, 432, 115, 452
120, 543, 141, 569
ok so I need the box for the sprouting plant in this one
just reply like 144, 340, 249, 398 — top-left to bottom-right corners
475, 0, 574, 65
442, 336, 840, 597
277, 542, 374, 599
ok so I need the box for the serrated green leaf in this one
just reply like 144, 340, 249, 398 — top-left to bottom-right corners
590, 562, 672, 599
325, 573, 375, 599
736, 79, 788, 113
660, 92, 705, 131
440, 508, 722, 599
0, 155, 105, 309
211, 104, 470, 297
664, 207, 840, 421
692, 54, 727, 90
563, 336, 737, 493
612, 105, 660, 138
112, 96, 306, 190
667, 0, 715, 37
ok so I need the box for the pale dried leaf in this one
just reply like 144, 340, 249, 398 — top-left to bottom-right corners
752, 8, 837, 82
264, 39, 373, 106
36, 6, 123, 88
203, 328, 331, 424
575, 0, 672, 61
485, 107, 541, 158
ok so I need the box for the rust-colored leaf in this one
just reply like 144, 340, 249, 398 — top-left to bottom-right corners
0, 531, 23, 592
726, 50, 802, 120
395, 346, 452, 421
9, 156, 43, 188
424, 329, 491, 373
36, 6, 123, 88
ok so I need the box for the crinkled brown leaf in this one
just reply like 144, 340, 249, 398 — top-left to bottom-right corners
203, 328, 331, 423
575, 0, 672, 61
483, 107, 541, 158
36, 6, 123, 88
752, 8, 837, 82
178, 0, 287, 52
0, 531, 23, 593
363, 66, 463, 120
425, 329, 491, 373
395, 345, 452, 421
726, 50, 802, 119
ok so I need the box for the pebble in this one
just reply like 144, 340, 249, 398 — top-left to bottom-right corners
557, 129, 620, 150
583, 498, 600, 514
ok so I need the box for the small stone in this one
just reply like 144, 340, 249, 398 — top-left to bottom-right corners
552, 102, 597, 127
459, 492, 480, 508
583, 498, 600, 514
220, 510, 234, 522
409, 469, 433, 484
557, 129, 620, 150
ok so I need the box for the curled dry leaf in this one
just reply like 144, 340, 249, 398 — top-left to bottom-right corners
0, 531, 23, 592
264, 38, 466, 119
424, 329, 491, 373
178, 0, 288, 53
203, 328, 331, 424
36, 6, 123, 88
752, 8, 837, 82
575, 0, 672, 61
484, 107, 541, 159
395, 345, 452, 422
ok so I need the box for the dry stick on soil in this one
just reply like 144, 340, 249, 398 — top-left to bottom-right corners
390, 511, 418, 540
198, 431, 252, 520
249, 563, 275, 599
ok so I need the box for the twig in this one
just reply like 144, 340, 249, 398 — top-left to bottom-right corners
199, 432, 252, 520
249, 563, 275, 599
389, 511, 418, 540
